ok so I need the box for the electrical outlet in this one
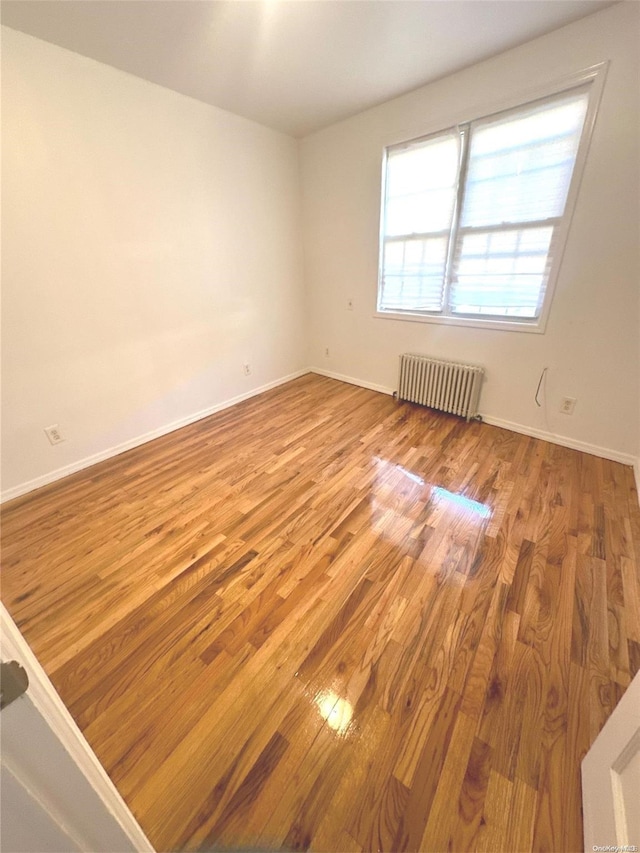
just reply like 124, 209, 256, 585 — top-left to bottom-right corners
44, 424, 65, 445
347, 299, 354, 311
560, 396, 577, 415
243, 363, 251, 376
324, 347, 330, 358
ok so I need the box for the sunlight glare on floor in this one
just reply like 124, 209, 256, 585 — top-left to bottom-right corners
315, 690, 354, 736
431, 486, 492, 519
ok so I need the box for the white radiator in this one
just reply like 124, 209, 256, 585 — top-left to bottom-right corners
397, 353, 484, 421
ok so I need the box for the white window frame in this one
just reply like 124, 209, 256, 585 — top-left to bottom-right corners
374, 63, 608, 334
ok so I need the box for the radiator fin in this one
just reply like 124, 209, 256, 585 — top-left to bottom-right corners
397, 354, 484, 421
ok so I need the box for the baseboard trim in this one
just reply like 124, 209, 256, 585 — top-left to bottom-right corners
480, 415, 636, 466
310, 366, 637, 468
1, 369, 310, 503
309, 367, 395, 397
3, 367, 636, 503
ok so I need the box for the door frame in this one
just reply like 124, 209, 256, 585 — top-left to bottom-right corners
1, 603, 153, 852
582, 670, 640, 850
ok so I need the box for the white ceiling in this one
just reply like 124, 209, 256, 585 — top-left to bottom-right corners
1, 0, 616, 137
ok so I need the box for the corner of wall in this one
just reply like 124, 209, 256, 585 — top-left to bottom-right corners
1, 370, 310, 504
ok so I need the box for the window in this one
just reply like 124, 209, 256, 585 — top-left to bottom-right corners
378, 76, 601, 331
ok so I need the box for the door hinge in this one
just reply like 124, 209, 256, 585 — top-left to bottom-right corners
0, 660, 29, 710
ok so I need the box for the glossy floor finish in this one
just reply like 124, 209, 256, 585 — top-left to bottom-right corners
2, 374, 640, 852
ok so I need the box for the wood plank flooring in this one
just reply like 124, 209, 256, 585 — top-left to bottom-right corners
2, 373, 639, 852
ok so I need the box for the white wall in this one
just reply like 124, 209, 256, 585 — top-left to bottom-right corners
1, 27, 306, 498
300, 2, 640, 463
3, 6, 639, 502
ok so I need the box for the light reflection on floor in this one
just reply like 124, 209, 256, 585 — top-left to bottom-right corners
372, 457, 492, 521
431, 486, 492, 519
391, 463, 425, 486
315, 690, 354, 736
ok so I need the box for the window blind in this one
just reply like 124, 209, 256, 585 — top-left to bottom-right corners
449, 88, 590, 318
378, 84, 592, 323
379, 132, 460, 312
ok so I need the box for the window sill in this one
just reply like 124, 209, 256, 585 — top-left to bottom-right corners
373, 309, 547, 334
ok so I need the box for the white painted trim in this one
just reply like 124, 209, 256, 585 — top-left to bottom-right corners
480, 415, 636, 466
0, 604, 154, 852
372, 309, 546, 334
1, 759, 84, 852
1, 370, 309, 503
582, 671, 640, 850
310, 367, 395, 397
310, 367, 636, 467
380, 62, 609, 151
3, 365, 634, 503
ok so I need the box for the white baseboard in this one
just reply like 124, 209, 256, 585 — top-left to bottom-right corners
480, 415, 636, 467
1, 369, 309, 503
3, 366, 636, 503
310, 366, 637, 468
309, 367, 395, 397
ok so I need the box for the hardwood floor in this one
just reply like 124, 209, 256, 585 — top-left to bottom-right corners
2, 373, 639, 852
